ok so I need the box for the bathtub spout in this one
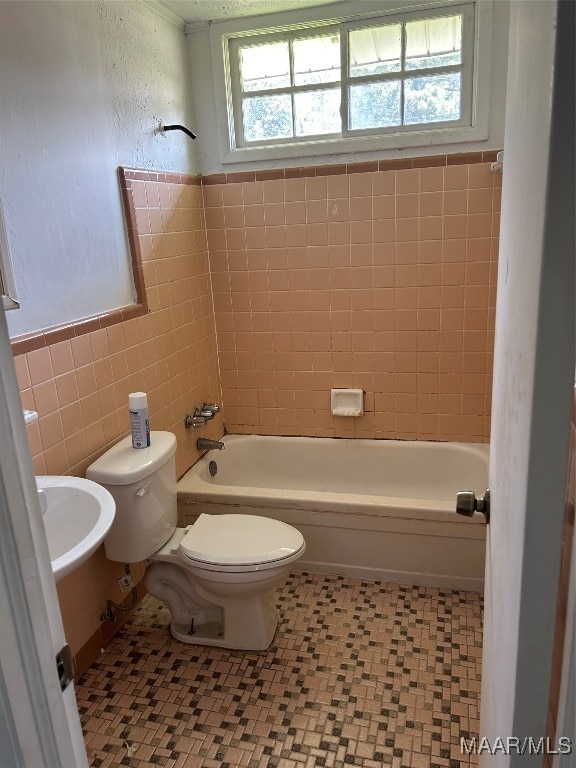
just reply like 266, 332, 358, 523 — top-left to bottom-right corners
197, 438, 225, 452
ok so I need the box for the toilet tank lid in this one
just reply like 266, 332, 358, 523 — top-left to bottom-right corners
86, 431, 177, 485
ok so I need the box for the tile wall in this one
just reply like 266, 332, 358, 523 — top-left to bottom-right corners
205, 156, 501, 442
11, 151, 501, 672
13, 170, 223, 668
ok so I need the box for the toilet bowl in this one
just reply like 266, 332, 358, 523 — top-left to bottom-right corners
144, 513, 305, 649
86, 432, 305, 650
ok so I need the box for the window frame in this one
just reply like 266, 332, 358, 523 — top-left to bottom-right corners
228, 5, 475, 149
211, 0, 494, 164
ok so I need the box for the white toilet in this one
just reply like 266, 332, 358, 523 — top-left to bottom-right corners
86, 431, 305, 650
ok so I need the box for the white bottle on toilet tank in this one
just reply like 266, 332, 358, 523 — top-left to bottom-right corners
129, 392, 150, 449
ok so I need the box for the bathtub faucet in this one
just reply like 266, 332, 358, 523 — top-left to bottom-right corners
197, 438, 225, 452
184, 403, 220, 429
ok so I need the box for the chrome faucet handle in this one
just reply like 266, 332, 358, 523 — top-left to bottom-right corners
184, 409, 207, 429
185, 403, 220, 428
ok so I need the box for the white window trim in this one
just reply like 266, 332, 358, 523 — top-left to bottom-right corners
209, 0, 493, 165
0, 198, 18, 311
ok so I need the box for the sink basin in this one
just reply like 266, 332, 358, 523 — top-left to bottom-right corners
36, 476, 116, 581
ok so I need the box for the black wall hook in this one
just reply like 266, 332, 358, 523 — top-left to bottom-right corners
162, 124, 197, 140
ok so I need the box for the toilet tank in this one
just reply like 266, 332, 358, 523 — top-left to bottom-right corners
86, 431, 178, 563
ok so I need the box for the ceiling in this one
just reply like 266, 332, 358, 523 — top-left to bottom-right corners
156, 0, 345, 23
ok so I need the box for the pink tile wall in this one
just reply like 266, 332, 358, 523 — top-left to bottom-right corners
205, 160, 500, 442
11, 154, 500, 668
14, 172, 223, 660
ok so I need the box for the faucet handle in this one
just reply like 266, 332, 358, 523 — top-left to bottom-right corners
184, 409, 207, 429
185, 404, 220, 428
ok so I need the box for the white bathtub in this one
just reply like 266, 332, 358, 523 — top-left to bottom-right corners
177, 435, 488, 592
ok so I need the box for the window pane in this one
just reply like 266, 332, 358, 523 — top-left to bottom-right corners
405, 15, 462, 70
239, 41, 290, 92
293, 34, 340, 86
404, 73, 461, 124
243, 95, 293, 141
349, 81, 401, 129
349, 24, 401, 76
294, 89, 341, 136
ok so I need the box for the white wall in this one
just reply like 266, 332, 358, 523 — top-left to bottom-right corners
96, 1, 198, 173
188, 0, 510, 175
0, 1, 197, 338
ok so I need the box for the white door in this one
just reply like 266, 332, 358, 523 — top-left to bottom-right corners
0, 304, 88, 765
480, 0, 574, 763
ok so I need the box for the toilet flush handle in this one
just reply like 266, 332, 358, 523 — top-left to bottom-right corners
136, 482, 151, 497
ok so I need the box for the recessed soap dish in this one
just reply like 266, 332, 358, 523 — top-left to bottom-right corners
330, 389, 364, 417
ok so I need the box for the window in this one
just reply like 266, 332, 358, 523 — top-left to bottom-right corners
229, 28, 342, 144
0, 197, 18, 311
227, 3, 475, 150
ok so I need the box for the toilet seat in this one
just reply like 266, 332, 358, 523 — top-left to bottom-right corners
177, 513, 305, 572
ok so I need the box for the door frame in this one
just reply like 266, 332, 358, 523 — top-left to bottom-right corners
0, 306, 88, 767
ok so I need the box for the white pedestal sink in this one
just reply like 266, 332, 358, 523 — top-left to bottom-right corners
36, 476, 116, 581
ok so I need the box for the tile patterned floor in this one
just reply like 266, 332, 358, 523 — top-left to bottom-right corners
78, 573, 483, 768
